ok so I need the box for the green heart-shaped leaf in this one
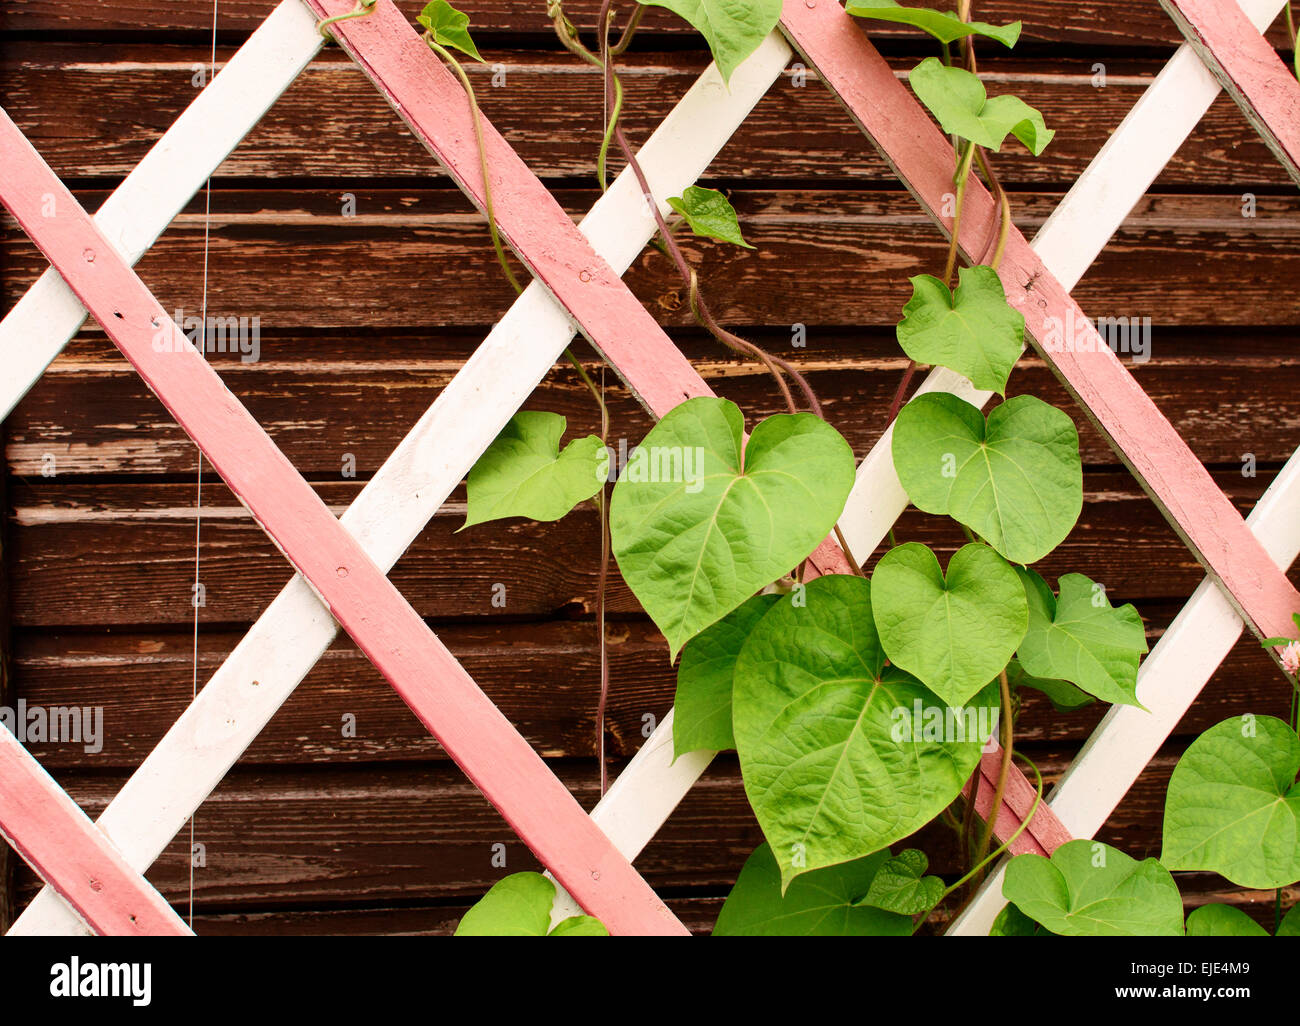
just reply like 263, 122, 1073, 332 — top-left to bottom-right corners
847, 1, 1020, 47
909, 57, 1054, 154
1279, 904, 1300, 936
1161, 716, 1300, 889
462, 411, 603, 529
733, 574, 995, 887
872, 542, 1027, 706
610, 397, 856, 660
636, 0, 783, 83
1002, 839, 1185, 936
856, 848, 945, 916
667, 186, 755, 249
1184, 904, 1269, 937
673, 593, 779, 758
1015, 569, 1148, 708
454, 872, 609, 936
892, 392, 1083, 565
896, 266, 1025, 395
417, 0, 484, 62
713, 843, 911, 936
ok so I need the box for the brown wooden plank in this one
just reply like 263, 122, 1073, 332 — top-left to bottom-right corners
10, 471, 1295, 628
5, 189, 1296, 330
2, 46, 1290, 188
11, 610, 1293, 770
7, 332, 1298, 479
0, 0, 1291, 48
10, 753, 1291, 917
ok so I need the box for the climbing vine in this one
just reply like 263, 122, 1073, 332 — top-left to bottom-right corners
320, 0, 1300, 936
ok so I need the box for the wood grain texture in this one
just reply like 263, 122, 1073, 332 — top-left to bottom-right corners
11, 471, 1293, 628
0, 105, 684, 935
0, 0, 1293, 48
1162, 0, 1300, 185
5, 47, 1292, 188
6, 190, 1298, 330
11, 612, 1290, 769
10, 755, 1289, 924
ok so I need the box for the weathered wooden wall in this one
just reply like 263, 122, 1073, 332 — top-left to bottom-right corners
1, 0, 1298, 934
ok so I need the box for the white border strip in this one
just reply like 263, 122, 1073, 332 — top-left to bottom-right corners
0, 0, 324, 422
8, 31, 796, 937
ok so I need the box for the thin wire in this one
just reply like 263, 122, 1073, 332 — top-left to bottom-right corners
189, 0, 220, 931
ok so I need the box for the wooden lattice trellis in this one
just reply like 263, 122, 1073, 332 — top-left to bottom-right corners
0, 0, 1298, 936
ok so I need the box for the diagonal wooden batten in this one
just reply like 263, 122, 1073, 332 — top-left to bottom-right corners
0, 109, 686, 937
0, 0, 324, 424
1161, 0, 1300, 185
0, 729, 191, 936
8, 30, 797, 937
301, 1, 852, 575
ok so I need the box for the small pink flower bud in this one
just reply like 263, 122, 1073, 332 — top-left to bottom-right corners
1283, 641, 1300, 677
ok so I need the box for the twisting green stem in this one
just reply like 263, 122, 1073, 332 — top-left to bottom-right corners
975, 147, 1012, 270
973, 667, 1015, 877
943, 140, 977, 287
611, 3, 645, 54
928, 751, 1043, 933
318, 0, 376, 39
426, 36, 525, 296
596, 74, 625, 191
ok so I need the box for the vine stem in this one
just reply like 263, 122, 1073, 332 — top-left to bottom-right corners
591, 0, 824, 418
436, 21, 617, 794
972, 667, 1015, 878
975, 147, 1012, 270
924, 752, 1043, 933
426, 37, 524, 296
317, 0, 376, 39
943, 140, 977, 287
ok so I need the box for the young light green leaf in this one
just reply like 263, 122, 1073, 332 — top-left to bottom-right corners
667, 186, 755, 249
1006, 657, 1095, 713
1015, 569, 1148, 709
1002, 839, 1185, 937
417, 0, 485, 62
909, 57, 1054, 154
847, 0, 1020, 47
892, 392, 1083, 565
733, 574, 996, 888
455, 872, 608, 936
610, 397, 856, 660
872, 542, 1027, 707
1184, 904, 1269, 937
713, 842, 911, 936
637, 0, 783, 83
896, 266, 1025, 395
855, 848, 945, 916
673, 593, 779, 758
1161, 716, 1300, 889
462, 411, 604, 530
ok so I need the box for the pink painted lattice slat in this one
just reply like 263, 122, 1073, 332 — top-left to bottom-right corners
1161, 0, 1300, 184
0, 105, 685, 937
0, 731, 191, 936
